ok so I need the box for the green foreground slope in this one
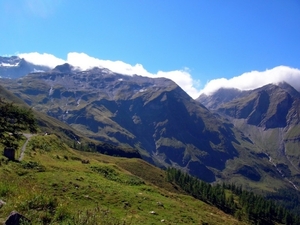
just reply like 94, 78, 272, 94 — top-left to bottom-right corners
0, 135, 244, 225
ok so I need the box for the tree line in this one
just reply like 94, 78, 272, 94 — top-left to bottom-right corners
166, 167, 300, 225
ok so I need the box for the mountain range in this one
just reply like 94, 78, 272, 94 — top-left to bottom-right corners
1, 56, 300, 194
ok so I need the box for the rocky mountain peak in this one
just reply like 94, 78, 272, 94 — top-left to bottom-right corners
52, 63, 75, 73
0, 56, 22, 66
277, 81, 300, 98
0, 56, 51, 78
199, 82, 300, 129
197, 88, 243, 110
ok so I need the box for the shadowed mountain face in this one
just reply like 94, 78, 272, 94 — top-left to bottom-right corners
0, 56, 50, 79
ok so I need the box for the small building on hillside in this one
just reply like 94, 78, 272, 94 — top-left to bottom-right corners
3, 147, 15, 160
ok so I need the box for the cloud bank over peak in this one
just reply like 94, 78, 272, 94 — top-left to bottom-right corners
17, 52, 201, 98
17, 52, 300, 99
201, 66, 300, 96
18, 52, 65, 68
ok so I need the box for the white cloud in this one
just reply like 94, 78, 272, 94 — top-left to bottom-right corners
17, 52, 300, 99
201, 66, 300, 95
18, 52, 65, 68
66, 52, 202, 98
66, 52, 153, 76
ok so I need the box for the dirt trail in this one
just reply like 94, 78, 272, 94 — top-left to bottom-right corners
18, 133, 34, 161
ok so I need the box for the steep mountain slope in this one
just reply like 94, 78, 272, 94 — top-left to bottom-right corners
1, 66, 298, 193
0, 84, 140, 159
0, 56, 50, 79
198, 82, 300, 190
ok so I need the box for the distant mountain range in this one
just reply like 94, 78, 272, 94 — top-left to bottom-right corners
1, 55, 300, 194
0, 56, 50, 79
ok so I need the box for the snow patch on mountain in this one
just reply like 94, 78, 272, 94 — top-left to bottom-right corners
0, 62, 19, 67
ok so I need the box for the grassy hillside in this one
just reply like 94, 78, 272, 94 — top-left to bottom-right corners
0, 134, 245, 224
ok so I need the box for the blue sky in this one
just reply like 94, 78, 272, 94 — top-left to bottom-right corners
1, 0, 300, 97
